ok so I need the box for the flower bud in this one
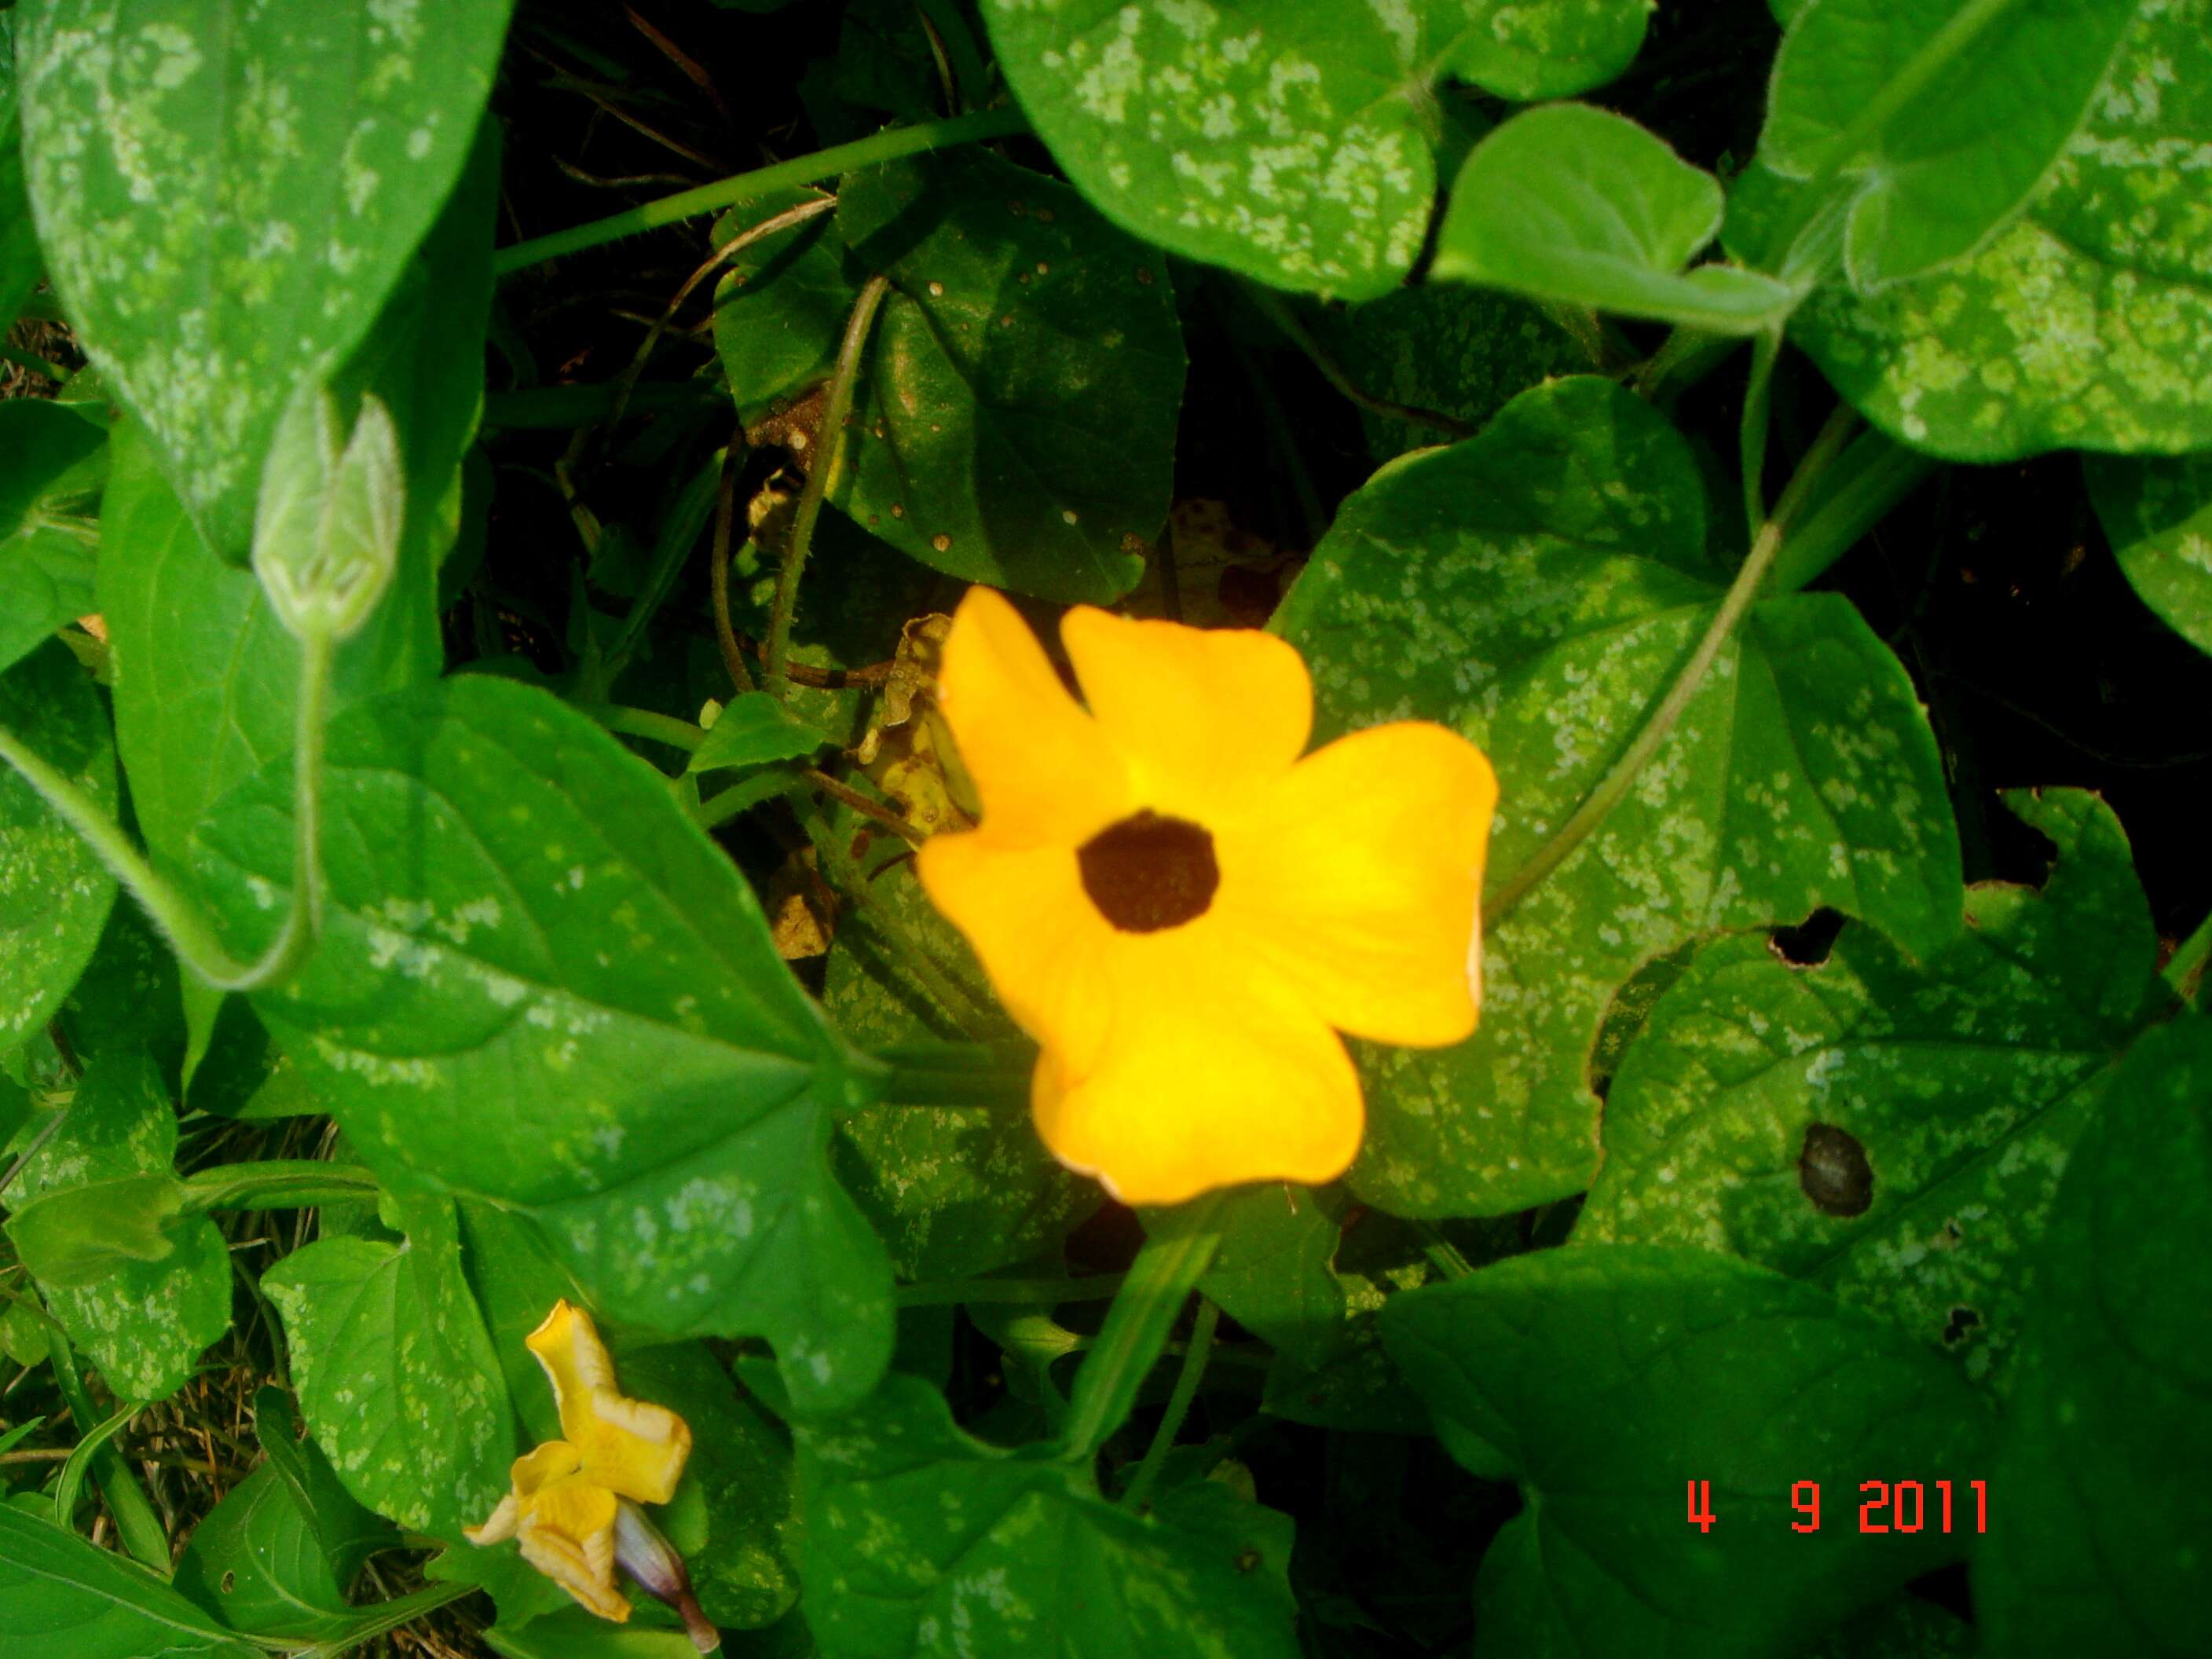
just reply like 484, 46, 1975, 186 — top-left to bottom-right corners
613, 1499, 720, 1653
251, 380, 403, 644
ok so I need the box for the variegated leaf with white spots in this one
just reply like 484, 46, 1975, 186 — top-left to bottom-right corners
0, 639, 117, 1055
1577, 790, 2164, 1386
979, 0, 1649, 300
2086, 449, 2212, 657
0, 1049, 229, 1403
1381, 1247, 1994, 1657
1778, 0, 2212, 459
15, 0, 513, 558
1276, 376, 1961, 1218
189, 675, 897, 1413
261, 1193, 512, 1540
786, 1369, 1299, 1658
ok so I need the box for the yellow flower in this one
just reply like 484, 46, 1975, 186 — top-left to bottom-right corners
465, 1300, 691, 1625
917, 587, 1498, 1207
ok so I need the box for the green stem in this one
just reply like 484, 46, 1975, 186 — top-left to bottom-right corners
46, 1326, 170, 1574
0, 1104, 72, 1201
0, 630, 334, 992
0, 341, 68, 382
294, 1580, 478, 1659
1738, 329, 1782, 543
1487, 405, 1859, 925
805, 811, 996, 1035
767, 273, 892, 699
896, 1275, 1126, 1308
493, 108, 1027, 275
1060, 1193, 1227, 1463
2165, 910, 2212, 1007
580, 703, 708, 754
1122, 1298, 1220, 1511
690, 765, 808, 830
177, 1161, 381, 1214
1766, 432, 1937, 595
1413, 1221, 1473, 1281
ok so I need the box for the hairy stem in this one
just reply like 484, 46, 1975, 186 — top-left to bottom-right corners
1122, 1298, 1221, 1511
0, 629, 335, 992
767, 274, 892, 699
1487, 405, 1859, 924
1061, 1194, 1227, 1463
493, 108, 1025, 275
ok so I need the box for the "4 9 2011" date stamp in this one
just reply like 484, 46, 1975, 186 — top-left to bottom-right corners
1685, 1479, 1988, 1534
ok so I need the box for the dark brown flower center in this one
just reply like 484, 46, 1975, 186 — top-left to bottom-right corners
1078, 810, 1219, 933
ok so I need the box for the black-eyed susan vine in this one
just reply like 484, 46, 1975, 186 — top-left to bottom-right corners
1, 4, 2208, 1659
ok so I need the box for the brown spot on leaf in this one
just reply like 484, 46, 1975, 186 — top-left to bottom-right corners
1800, 1122, 1873, 1217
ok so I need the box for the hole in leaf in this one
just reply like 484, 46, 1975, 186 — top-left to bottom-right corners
1799, 1122, 1873, 1217
1770, 908, 1845, 968
1942, 1306, 1983, 1346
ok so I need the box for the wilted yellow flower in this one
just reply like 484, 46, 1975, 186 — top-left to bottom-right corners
917, 587, 1497, 1206
466, 1301, 695, 1631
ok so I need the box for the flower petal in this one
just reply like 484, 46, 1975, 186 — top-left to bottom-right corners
509, 1438, 585, 1498
518, 1474, 627, 1623
914, 833, 1112, 1043
936, 587, 1128, 844
1216, 720, 1496, 1046
1028, 925, 1363, 1204
577, 1390, 690, 1506
1060, 606, 1311, 815
526, 1300, 691, 1504
463, 1492, 519, 1547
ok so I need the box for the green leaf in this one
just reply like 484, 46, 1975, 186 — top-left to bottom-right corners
1422, 0, 1650, 103
458, 1202, 802, 1632
688, 692, 833, 776
1433, 104, 1797, 331
822, 837, 1096, 1283
2086, 450, 2212, 657
100, 124, 498, 879
1578, 790, 2163, 1383
1783, 1, 2212, 458
1, 1050, 229, 1402
1381, 1246, 1995, 1658
0, 640, 117, 1053
16, 0, 514, 558
979, 0, 1648, 299
0, 1503, 257, 1658
1276, 376, 1961, 1217
0, 401, 103, 676
786, 1370, 1300, 1658
1974, 1012, 2212, 1657
171, 1388, 401, 1642
6, 1172, 184, 1287
262, 1193, 513, 1540
1304, 285, 1582, 464
193, 676, 896, 1412
1198, 1185, 1483, 1434
833, 148, 1184, 603
0, 17, 41, 331
712, 188, 849, 421
1759, 0, 2135, 290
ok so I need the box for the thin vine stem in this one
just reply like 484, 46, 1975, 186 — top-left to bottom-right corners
580, 703, 708, 753
710, 440, 757, 695
0, 628, 335, 991
2165, 910, 2212, 1007
493, 108, 1025, 275
1486, 404, 1861, 925
1122, 1297, 1220, 1511
1061, 1193, 1228, 1463
767, 273, 892, 700
896, 1275, 1125, 1309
